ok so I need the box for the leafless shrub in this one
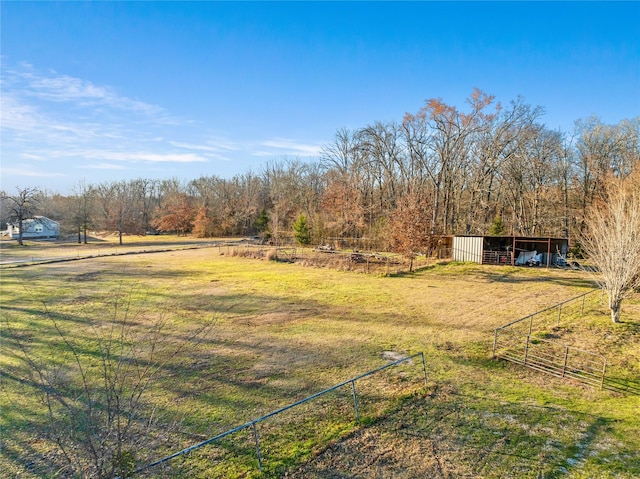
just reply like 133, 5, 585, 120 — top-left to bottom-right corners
11, 288, 215, 478
265, 248, 278, 261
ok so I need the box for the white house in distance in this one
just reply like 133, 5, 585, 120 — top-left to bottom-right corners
7, 216, 60, 240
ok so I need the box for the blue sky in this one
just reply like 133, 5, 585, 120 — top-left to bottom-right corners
2, 1, 639, 193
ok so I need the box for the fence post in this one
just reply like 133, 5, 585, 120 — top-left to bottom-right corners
351, 380, 360, 423
524, 335, 530, 365
420, 352, 428, 389
562, 346, 569, 378
492, 329, 499, 359
557, 304, 562, 326
528, 315, 534, 335
251, 423, 263, 471
601, 357, 607, 390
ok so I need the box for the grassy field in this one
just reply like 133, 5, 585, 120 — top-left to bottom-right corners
0, 234, 234, 265
1, 238, 638, 478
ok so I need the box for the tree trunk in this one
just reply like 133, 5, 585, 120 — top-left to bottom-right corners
609, 296, 621, 323
431, 179, 441, 234
532, 188, 540, 236
17, 217, 24, 246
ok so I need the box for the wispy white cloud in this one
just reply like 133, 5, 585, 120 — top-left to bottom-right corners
20, 153, 47, 161
251, 150, 277, 157
169, 140, 237, 152
80, 163, 129, 170
1, 166, 66, 177
1, 91, 123, 145
11, 64, 169, 119
0, 66, 183, 157
1, 63, 211, 179
167, 139, 248, 162
0, 62, 327, 190
0, 94, 45, 132
102, 152, 208, 163
201, 153, 232, 162
42, 149, 209, 163
28, 74, 113, 102
257, 138, 322, 157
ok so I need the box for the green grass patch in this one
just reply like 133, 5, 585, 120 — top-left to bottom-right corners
1, 243, 638, 478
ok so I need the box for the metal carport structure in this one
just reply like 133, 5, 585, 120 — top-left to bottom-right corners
452, 235, 569, 267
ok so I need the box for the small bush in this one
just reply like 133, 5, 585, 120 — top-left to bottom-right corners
569, 242, 586, 259
265, 248, 278, 261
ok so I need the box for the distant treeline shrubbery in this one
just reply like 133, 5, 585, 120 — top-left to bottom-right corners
2, 90, 639, 249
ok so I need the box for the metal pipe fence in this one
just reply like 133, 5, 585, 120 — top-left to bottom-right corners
131, 352, 428, 477
494, 329, 607, 389
492, 289, 610, 390
493, 289, 602, 338
225, 242, 454, 274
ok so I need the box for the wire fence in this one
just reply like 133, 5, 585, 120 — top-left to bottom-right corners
492, 290, 611, 389
225, 243, 450, 275
494, 289, 604, 338
130, 353, 428, 478
495, 330, 607, 388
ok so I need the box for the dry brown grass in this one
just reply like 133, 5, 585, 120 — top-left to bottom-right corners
1, 245, 638, 478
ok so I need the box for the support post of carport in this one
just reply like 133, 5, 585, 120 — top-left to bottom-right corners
546, 238, 551, 268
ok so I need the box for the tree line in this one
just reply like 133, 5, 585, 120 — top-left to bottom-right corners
2, 90, 638, 249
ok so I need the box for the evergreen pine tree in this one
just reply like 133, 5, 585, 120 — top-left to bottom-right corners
489, 214, 504, 235
256, 208, 271, 239
293, 214, 311, 245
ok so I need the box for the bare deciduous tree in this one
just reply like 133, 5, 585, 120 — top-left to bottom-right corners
71, 179, 94, 244
262, 159, 306, 246
581, 171, 640, 323
388, 191, 434, 272
151, 192, 195, 235
95, 180, 145, 244
2, 186, 40, 245
3, 95, 637, 255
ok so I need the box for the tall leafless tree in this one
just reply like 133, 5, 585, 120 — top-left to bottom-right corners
3, 186, 40, 245
388, 191, 434, 272
95, 181, 144, 245
4, 93, 637, 257
71, 179, 94, 244
581, 171, 640, 323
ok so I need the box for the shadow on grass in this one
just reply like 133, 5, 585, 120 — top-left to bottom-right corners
284, 384, 633, 479
390, 262, 598, 290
